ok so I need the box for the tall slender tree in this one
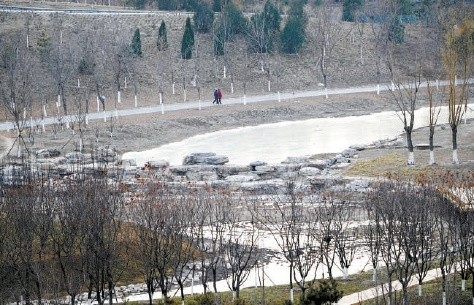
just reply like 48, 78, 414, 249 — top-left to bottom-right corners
181, 17, 195, 59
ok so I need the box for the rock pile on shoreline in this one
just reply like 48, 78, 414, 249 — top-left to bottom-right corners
1, 137, 405, 194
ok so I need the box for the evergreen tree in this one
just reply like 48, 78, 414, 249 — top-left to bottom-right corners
342, 0, 364, 22
388, 16, 405, 44
157, 20, 168, 50
131, 28, 142, 57
212, 0, 221, 12
158, 0, 177, 10
263, 0, 281, 32
300, 280, 343, 305
280, 16, 305, 54
213, 22, 225, 56
223, 0, 247, 38
193, 1, 214, 33
36, 30, 52, 62
280, 0, 306, 54
181, 17, 195, 59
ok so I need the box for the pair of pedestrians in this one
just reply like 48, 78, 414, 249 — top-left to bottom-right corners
212, 88, 222, 104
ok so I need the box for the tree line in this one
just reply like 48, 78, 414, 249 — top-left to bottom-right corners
0, 161, 473, 305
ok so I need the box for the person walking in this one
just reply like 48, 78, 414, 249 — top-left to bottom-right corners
217, 88, 222, 104
212, 88, 218, 104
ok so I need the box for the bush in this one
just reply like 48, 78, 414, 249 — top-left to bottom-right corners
192, 292, 215, 305
300, 279, 342, 305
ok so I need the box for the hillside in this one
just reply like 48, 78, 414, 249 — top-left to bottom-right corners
0, 1, 442, 110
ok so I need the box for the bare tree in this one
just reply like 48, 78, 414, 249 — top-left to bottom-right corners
313, 2, 345, 88
83, 173, 127, 305
426, 79, 443, 165
390, 72, 422, 165
223, 195, 260, 301
442, 15, 473, 164
254, 180, 309, 303
0, 31, 35, 158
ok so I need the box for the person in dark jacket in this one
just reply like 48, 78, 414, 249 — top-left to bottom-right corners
213, 89, 218, 104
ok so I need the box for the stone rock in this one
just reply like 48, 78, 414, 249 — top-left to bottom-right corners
183, 152, 216, 165
250, 161, 267, 170
36, 148, 61, 158
281, 156, 310, 164
121, 159, 137, 168
255, 165, 276, 172
96, 146, 117, 163
306, 160, 327, 170
64, 151, 84, 164
145, 160, 169, 170
203, 155, 229, 165
299, 167, 321, 176
349, 144, 366, 151
182, 152, 229, 165
341, 148, 357, 158
225, 173, 260, 182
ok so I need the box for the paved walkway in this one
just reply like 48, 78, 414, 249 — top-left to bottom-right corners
337, 268, 443, 305
0, 80, 456, 132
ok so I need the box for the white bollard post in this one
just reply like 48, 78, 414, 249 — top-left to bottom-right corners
124, 77, 127, 89
243, 95, 247, 105
172, 82, 175, 95
134, 95, 138, 108
377, 84, 380, 95
325, 88, 328, 99
159, 92, 163, 105
78, 78, 80, 87
97, 96, 100, 112
436, 79, 439, 90
161, 103, 164, 115
43, 104, 47, 117
268, 80, 271, 92
117, 91, 121, 104
231, 82, 234, 94
278, 91, 281, 102
103, 110, 107, 122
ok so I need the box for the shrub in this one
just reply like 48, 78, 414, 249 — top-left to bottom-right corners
300, 279, 342, 305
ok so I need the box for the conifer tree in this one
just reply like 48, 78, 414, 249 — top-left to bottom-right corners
181, 17, 195, 59
131, 28, 142, 57
157, 20, 168, 51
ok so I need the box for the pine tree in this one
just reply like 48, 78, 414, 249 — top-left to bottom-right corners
193, 1, 214, 33
342, 0, 364, 22
181, 17, 195, 59
280, 16, 305, 54
388, 16, 405, 44
157, 20, 168, 51
131, 28, 142, 57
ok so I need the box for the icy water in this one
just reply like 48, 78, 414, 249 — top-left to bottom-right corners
124, 104, 474, 166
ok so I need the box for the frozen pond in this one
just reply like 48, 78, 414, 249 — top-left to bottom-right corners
124, 104, 474, 166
